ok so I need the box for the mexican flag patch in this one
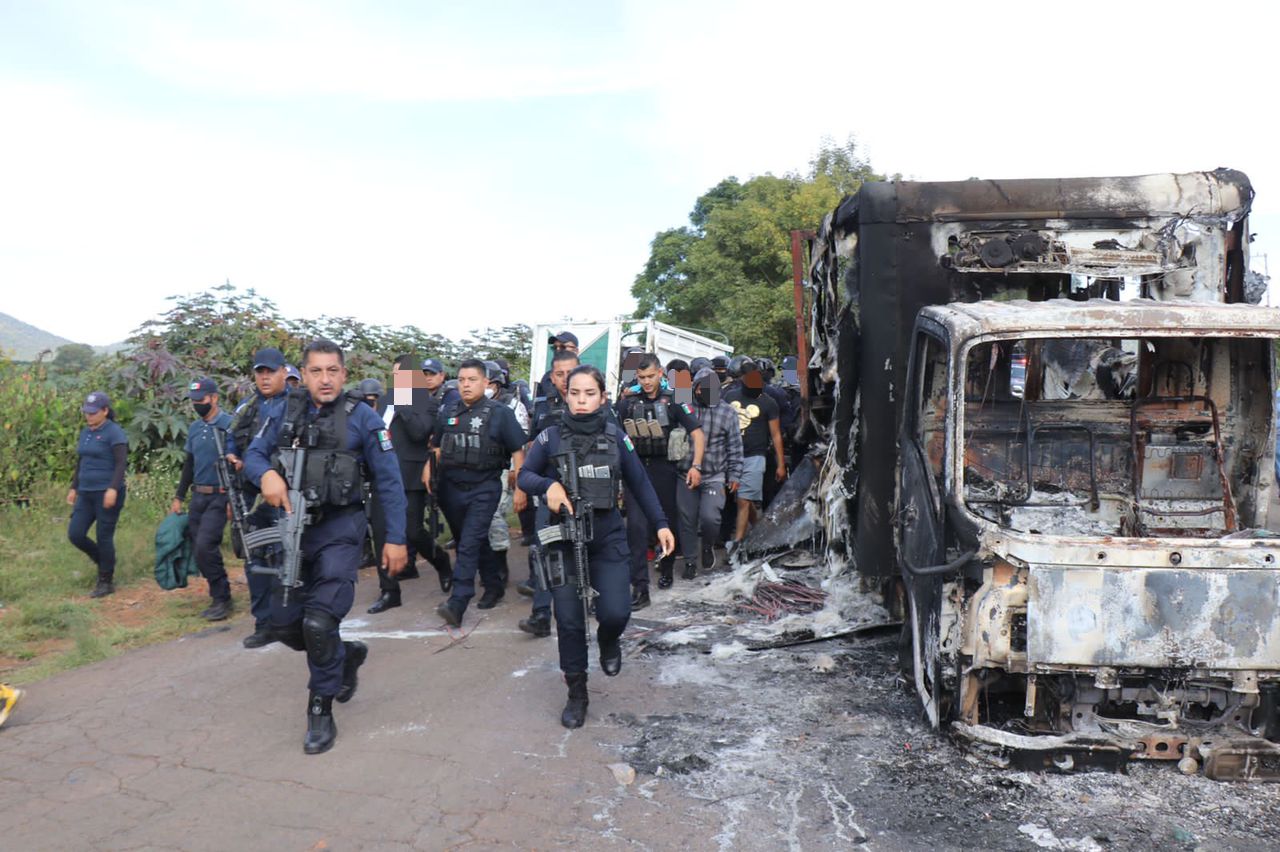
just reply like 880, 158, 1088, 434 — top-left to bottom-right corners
447, 417, 458, 426
681, 403, 692, 416
622, 434, 634, 452
377, 429, 394, 452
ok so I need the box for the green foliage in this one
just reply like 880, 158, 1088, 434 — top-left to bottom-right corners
460, 324, 532, 382
632, 136, 887, 357
0, 358, 79, 500
51, 343, 96, 374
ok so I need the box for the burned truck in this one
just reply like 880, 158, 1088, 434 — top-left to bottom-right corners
802, 170, 1280, 779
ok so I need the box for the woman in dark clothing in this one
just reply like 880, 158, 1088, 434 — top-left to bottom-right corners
66, 391, 128, 598
517, 366, 675, 728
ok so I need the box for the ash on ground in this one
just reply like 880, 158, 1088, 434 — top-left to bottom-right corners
609, 555, 1280, 851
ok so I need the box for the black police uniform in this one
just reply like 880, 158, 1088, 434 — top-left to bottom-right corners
244, 391, 405, 749
517, 412, 668, 676
177, 410, 236, 609
369, 387, 449, 604
615, 390, 702, 591
228, 389, 290, 633
432, 396, 526, 616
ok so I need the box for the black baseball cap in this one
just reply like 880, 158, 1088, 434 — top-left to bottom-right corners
252, 347, 286, 370
549, 331, 578, 347
187, 377, 218, 400
82, 391, 112, 414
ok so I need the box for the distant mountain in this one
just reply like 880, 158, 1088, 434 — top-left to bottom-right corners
0, 312, 76, 361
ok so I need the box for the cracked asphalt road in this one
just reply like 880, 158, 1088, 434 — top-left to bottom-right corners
5, 539, 1280, 851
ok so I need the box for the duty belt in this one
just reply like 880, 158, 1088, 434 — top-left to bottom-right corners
193, 485, 227, 494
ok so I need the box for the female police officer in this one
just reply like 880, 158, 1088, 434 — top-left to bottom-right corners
517, 365, 675, 728
67, 391, 129, 598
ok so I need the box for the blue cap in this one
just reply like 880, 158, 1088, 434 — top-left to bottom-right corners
286, 365, 301, 381
252, 347, 286, 370
422, 358, 445, 375
82, 391, 111, 414
187, 377, 218, 400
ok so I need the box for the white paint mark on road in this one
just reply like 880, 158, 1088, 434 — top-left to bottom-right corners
1018, 824, 1103, 851
340, 626, 526, 641
511, 669, 529, 678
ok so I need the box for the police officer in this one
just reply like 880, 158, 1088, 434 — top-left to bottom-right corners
244, 338, 408, 755
516, 348, 578, 637
67, 391, 129, 598
419, 357, 460, 590
171, 377, 236, 621
537, 331, 579, 397
367, 356, 448, 614
286, 364, 302, 390
427, 358, 526, 626
518, 365, 675, 728
225, 348, 292, 647
358, 378, 383, 407
617, 353, 705, 608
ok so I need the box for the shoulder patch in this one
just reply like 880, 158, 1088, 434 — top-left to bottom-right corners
622, 434, 635, 452
681, 403, 692, 416
376, 429, 394, 452
537, 430, 550, 445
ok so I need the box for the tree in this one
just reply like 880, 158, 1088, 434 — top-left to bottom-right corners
460, 325, 532, 383
51, 343, 96, 374
631, 137, 886, 357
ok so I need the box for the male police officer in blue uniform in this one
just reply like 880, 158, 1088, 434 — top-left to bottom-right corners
245, 339, 408, 755
225, 347, 292, 648
617, 353, 705, 608
171, 377, 236, 621
427, 358, 526, 627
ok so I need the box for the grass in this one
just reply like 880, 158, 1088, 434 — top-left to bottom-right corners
0, 479, 240, 685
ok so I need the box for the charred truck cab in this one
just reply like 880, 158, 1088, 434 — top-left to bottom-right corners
804, 170, 1280, 780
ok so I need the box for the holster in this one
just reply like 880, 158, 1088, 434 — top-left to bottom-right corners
531, 545, 568, 590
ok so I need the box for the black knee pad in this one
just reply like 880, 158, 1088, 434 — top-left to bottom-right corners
302, 610, 341, 667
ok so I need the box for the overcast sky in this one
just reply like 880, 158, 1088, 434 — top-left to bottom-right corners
1, 0, 1278, 346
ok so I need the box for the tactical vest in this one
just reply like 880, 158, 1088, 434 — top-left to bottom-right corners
439, 399, 508, 471
554, 426, 621, 509
533, 394, 566, 436
276, 392, 367, 508
622, 394, 671, 457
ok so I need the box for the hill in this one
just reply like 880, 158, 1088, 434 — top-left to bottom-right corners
0, 312, 76, 361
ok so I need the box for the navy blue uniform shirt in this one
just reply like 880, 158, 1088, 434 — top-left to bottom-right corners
243, 396, 408, 545
518, 421, 668, 530
614, 389, 703, 436
431, 397, 527, 487
185, 411, 235, 486
232, 390, 290, 495
75, 420, 129, 492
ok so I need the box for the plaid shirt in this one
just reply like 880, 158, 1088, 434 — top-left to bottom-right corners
691, 400, 743, 483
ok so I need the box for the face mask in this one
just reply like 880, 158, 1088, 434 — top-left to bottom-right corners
695, 387, 712, 407
193, 402, 213, 418
742, 384, 763, 398
483, 387, 495, 399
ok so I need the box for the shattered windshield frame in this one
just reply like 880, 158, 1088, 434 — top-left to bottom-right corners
955, 332, 1274, 538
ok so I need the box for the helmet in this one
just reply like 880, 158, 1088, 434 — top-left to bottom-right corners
728, 355, 757, 378
757, 357, 776, 380
482, 360, 505, 385
358, 378, 383, 397
710, 355, 730, 373
689, 356, 712, 374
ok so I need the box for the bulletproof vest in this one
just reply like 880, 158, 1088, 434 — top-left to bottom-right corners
555, 426, 621, 509
439, 399, 509, 471
622, 394, 671, 457
230, 395, 263, 454
533, 394, 566, 436
497, 387, 516, 407
276, 392, 367, 508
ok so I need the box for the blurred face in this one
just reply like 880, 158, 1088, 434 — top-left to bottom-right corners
636, 364, 663, 396
286, 375, 300, 387
458, 366, 487, 404
393, 367, 414, 389
423, 370, 444, 390
84, 408, 108, 428
303, 352, 347, 404
255, 365, 286, 397
552, 339, 578, 355
551, 357, 579, 395
566, 373, 604, 414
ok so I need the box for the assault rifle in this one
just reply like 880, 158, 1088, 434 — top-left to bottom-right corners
212, 428, 252, 560
425, 457, 442, 543
240, 447, 310, 607
557, 447, 595, 625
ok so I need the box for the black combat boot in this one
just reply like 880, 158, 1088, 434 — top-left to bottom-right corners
242, 624, 275, 649
681, 559, 697, 581
90, 577, 115, 598
436, 599, 464, 627
496, 549, 510, 588
630, 586, 651, 611
366, 589, 401, 614
477, 586, 504, 609
303, 692, 336, 755
335, 641, 368, 704
518, 609, 552, 637
599, 635, 622, 676
561, 673, 589, 729
657, 563, 674, 589
428, 544, 453, 593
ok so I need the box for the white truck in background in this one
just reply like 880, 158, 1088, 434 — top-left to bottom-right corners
528, 318, 732, 393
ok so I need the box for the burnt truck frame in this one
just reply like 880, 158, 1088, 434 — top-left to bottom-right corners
802, 170, 1280, 780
